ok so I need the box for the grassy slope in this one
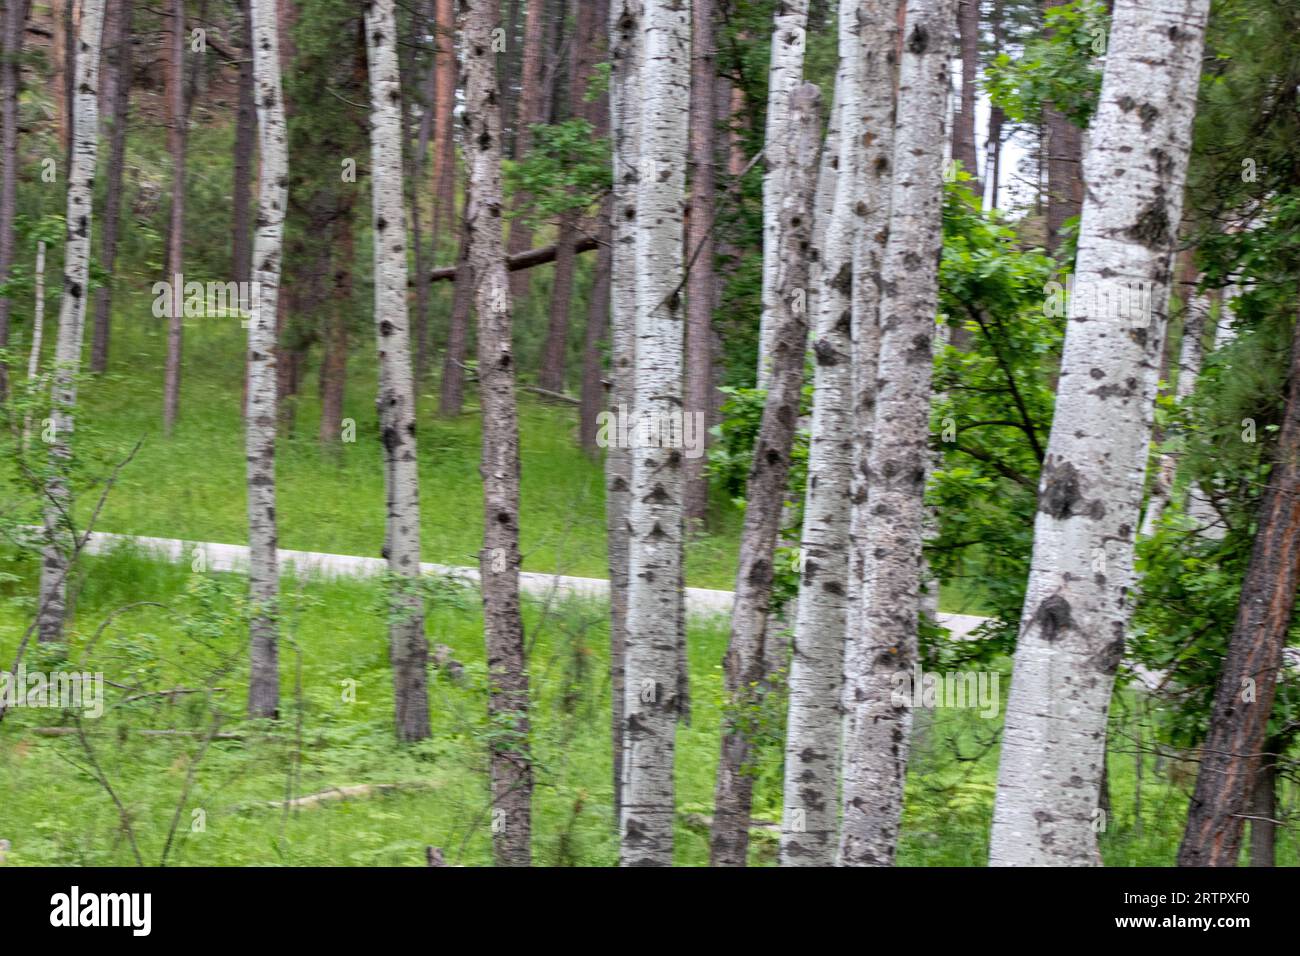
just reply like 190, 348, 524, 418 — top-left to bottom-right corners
4, 548, 1291, 866
71, 289, 745, 590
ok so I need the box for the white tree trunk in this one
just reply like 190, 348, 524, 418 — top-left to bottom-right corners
607, 0, 642, 827
1139, 282, 1208, 536
989, 0, 1211, 866
364, 0, 430, 742
712, 82, 821, 867
755, 0, 808, 387
21, 240, 46, 449
37, 0, 104, 644
847, 0, 902, 681
780, 0, 862, 867
244, 0, 288, 719
839, 0, 953, 867
464, 0, 533, 866
620, 0, 690, 867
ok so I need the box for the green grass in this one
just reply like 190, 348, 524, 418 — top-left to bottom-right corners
4, 547, 1292, 866
65, 288, 745, 590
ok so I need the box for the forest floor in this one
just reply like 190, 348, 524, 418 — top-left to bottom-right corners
6, 280, 1283, 866
5, 546, 1289, 866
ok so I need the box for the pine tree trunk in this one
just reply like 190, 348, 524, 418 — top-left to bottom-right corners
1248, 746, 1277, 868
755, 0, 809, 388
364, 0, 431, 743
318, 204, 354, 444
244, 0, 289, 719
606, 0, 641, 827
538, 220, 576, 392
781, 0, 868, 866
0, 0, 28, 392
954, 0, 981, 195
990, 0, 1211, 867
403, 5, 433, 381
231, 0, 255, 286
579, 220, 612, 453
89, 0, 133, 375
537, 0, 601, 396
1177, 314, 1300, 866
577, 10, 612, 453
506, 0, 546, 300
162, 0, 188, 436
438, 216, 473, 417
711, 83, 820, 868
429, 0, 456, 250
682, 0, 717, 526
37, 0, 105, 645
463, 0, 533, 865
619, 0, 689, 867
162, 0, 188, 434
838, 0, 954, 867
1042, 0, 1080, 256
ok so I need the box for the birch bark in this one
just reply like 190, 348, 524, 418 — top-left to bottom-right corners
364, 0, 430, 742
620, 0, 689, 867
37, 0, 104, 644
607, 0, 641, 827
780, 0, 863, 867
839, 0, 953, 867
847, 0, 902, 684
755, 0, 809, 388
712, 83, 820, 867
245, 0, 288, 719
989, 0, 1211, 866
464, 0, 533, 866
1139, 276, 1208, 536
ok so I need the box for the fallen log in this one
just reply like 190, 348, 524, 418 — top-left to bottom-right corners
425, 235, 598, 284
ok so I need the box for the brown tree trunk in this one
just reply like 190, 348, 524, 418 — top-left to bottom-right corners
954, 0, 981, 196
499, 0, 522, 159
578, 217, 611, 452
318, 200, 354, 444
1248, 743, 1277, 867
1043, 0, 1081, 255
429, 0, 456, 251
162, 0, 188, 436
683, 0, 717, 528
710, 83, 821, 868
230, 0, 254, 286
0, 0, 29, 392
1178, 312, 1300, 866
506, 0, 546, 299
438, 215, 473, 417
538, 219, 575, 392
986, 0, 1005, 208
89, 0, 133, 374
537, 0, 602, 396
402, 8, 432, 380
